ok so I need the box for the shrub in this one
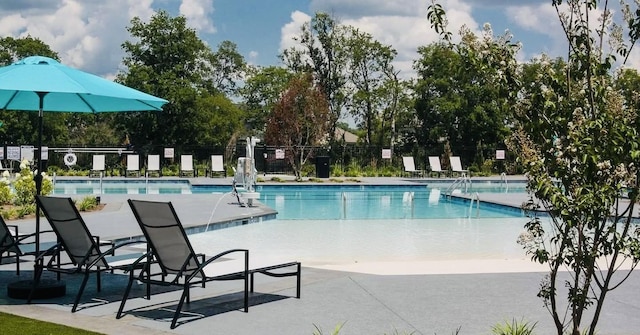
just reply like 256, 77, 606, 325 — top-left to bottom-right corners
491, 318, 537, 335
76, 196, 98, 211
13, 160, 53, 206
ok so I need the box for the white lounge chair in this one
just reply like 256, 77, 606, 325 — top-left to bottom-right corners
146, 154, 160, 177
180, 154, 195, 177
90, 155, 105, 177
449, 156, 469, 177
126, 154, 140, 177
428, 156, 446, 178
402, 156, 424, 178
209, 155, 226, 177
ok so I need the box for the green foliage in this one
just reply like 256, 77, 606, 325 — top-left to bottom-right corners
413, 24, 518, 169
241, 66, 294, 131
506, 1, 640, 335
0, 177, 11, 204
117, 10, 244, 151
344, 161, 363, 177
312, 322, 345, 335
75, 196, 98, 211
264, 73, 330, 180
491, 319, 537, 335
13, 160, 53, 206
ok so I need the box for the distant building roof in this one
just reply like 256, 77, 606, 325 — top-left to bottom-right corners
335, 128, 358, 143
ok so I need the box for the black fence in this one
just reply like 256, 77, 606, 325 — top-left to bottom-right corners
3, 141, 518, 176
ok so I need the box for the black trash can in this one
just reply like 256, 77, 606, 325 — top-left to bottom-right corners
316, 156, 330, 178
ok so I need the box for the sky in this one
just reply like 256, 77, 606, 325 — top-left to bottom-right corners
0, 0, 636, 81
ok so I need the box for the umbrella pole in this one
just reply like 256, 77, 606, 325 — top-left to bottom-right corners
34, 92, 47, 255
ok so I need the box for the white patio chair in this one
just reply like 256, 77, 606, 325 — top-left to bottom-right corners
180, 155, 195, 177
402, 156, 424, 178
209, 155, 226, 177
428, 156, 446, 178
126, 154, 140, 177
90, 155, 105, 178
449, 156, 469, 177
146, 154, 160, 177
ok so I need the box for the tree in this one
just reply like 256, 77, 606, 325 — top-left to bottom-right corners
240, 65, 294, 132
281, 12, 349, 151
264, 73, 329, 180
206, 40, 247, 96
413, 22, 518, 169
117, 10, 242, 153
430, 1, 640, 334
344, 27, 397, 148
513, 2, 640, 334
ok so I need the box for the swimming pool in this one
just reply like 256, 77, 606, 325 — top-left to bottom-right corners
54, 178, 534, 266
53, 180, 526, 219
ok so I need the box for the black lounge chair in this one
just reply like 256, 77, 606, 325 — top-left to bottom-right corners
120, 199, 301, 329
30, 195, 146, 312
0, 214, 56, 275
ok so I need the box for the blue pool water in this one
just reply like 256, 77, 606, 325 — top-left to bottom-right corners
53, 180, 526, 220
54, 179, 533, 263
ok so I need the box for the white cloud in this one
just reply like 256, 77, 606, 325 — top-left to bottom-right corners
279, 10, 311, 53
0, 0, 157, 79
179, 0, 215, 34
247, 50, 259, 65
281, 0, 479, 79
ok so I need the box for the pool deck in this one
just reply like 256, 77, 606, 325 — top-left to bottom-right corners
1, 175, 640, 334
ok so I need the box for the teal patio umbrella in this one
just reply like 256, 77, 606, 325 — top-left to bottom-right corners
0, 55, 168, 254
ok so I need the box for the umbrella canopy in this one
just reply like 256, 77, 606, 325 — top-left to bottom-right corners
0, 55, 168, 255
0, 56, 167, 112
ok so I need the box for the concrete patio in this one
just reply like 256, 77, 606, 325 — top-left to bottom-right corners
1, 176, 639, 334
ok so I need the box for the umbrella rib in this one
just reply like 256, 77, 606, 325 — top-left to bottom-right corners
0, 91, 20, 110
76, 94, 97, 113
138, 99, 164, 111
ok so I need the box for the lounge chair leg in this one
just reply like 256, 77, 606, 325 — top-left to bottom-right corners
116, 273, 135, 319
96, 269, 101, 292
72, 272, 91, 313
171, 287, 190, 329
296, 262, 301, 298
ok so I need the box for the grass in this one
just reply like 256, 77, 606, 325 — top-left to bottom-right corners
0, 312, 103, 335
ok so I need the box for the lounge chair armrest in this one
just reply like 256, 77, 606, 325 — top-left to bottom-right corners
123, 250, 153, 273
33, 242, 62, 262
186, 249, 249, 282
87, 240, 147, 268
15, 229, 56, 243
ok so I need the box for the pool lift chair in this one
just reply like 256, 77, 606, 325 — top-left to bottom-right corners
231, 137, 261, 207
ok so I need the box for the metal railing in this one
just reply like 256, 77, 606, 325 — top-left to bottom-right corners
445, 175, 472, 198
468, 192, 480, 218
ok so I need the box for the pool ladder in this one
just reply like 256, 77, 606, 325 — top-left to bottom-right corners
500, 172, 508, 192
469, 192, 480, 218
342, 192, 347, 219
445, 175, 472, 199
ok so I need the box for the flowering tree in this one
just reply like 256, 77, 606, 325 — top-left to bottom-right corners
264, 73, 330, 180
428, 1, 640, 334
0, 160, 53, 218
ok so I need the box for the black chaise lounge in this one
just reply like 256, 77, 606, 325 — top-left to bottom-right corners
119, 199, 301, 329
0, 214, 56, 275
31, 195, 146, 312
